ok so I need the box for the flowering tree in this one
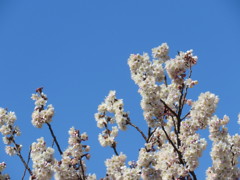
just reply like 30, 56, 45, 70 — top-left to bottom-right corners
0, 43, 239, 180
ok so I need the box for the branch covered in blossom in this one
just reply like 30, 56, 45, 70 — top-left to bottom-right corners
0, 43, 239, 180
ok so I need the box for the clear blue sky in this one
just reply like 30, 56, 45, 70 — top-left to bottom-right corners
0, 0, 240, 179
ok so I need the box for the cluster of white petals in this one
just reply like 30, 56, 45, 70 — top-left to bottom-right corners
98, 126, 118, 147
128, 46, 165, 127
190, 92, 219, 129
104, 153, 141, 180
1, 43, 240, 180
152, 43, 169, 62
30, 137, 55, 180
95, 91, 128, 149
31, 89, 54, 128
165, 50, 197, 84
155, 144, 186, 180
97, 43, 240, 179
54, 127, 93, 180
0, 108, 22, 156
95, 91, 128, 131
206, 115, 240, 179
0, 162, 10, 179
178, 92, 219, 174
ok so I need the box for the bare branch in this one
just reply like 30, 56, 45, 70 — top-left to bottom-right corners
127, 120, 147, 142
12, 139, 32, 176
22, 145, 32, 180
46, 122, 63, 155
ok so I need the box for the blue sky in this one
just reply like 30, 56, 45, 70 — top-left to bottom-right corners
0, 0, 240, 179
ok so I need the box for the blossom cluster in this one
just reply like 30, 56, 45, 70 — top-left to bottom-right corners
53, 127, 93, 180
95, 90, 129, 148
31, 87, 54, 128
104, 153, 141, 180
206, 115, 240, 179
95, 43, 240, 179
0, 43, 239, 180
0, 107, 21, 156
0, 162, 10, 179
30, 137, 55, 179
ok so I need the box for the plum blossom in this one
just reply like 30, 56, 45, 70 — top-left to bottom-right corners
53, 127, 92, 180
30, 137, 55, 180
0, 162, 10, 179
31, 89, 55, 128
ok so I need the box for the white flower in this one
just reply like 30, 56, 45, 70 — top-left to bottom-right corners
152, 43, 169, 62
5, 146, 16, 156
31, 137, 55, 180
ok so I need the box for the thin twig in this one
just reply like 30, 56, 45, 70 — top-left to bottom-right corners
12, 139, 32, 176
164, 75, 168, 86
189, 171, 197, 180
103, 123, 119, 156
148, 127, 151, 140
181, 112, 190, 121
160, 99, 178, 118
46, 122, 63, 155
161, 125, 197, 180
22, 145, 32, 180
171, 116, 181, 148
127, 121, 147, 142
111, 142, 119, 156
79, 158, 86, 180
177, 83, 185, 119
161, 126, 184, 165
147, 127, 157, 143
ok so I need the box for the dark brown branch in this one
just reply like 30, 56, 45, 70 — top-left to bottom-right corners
160, 99, 178, 118
177, 84, 185, 119
161, 126, 184, 165
181, 112, 190, 121
103, 123, 119, 156
46, 122, 63, 155
22, 145, 32, 180
147, 127, 157, 143
148, 127, 151, 139
190, 171, 197, 180
12, 139, 32, 176
161, 125, 197, 180
79, 158, 86, 180
127, 120, 147, 142
111, 142, 119, 156
171, 116, 181, 148
164, 75, 168, 86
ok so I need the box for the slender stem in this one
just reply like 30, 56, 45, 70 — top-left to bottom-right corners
22, 146, 32, 180
177, 84, 185, 119
161, 125, 184, 165
12, 140, 32, 176
79, 158, 86, 180
103, 123, 119, 156
164, 75, 168, 86
160, 99, 178, 118
190, 171, 197, 180
46, 122, 63, 155
172, 116, 181, 148
148, 127, 151, 139
127, 120, 147, 142
181, 112, 190, 121
147, 127, 157, 143
111, 142, 119, 156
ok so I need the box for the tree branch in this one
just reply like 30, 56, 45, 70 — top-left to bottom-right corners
161, 125, 185, 165
12, 139, 32, 176
22, 145, 32, 180
79, 158, 86, 180
46, 122, 63, 155
160, 99, 178, 118
127, 120, 147, 142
